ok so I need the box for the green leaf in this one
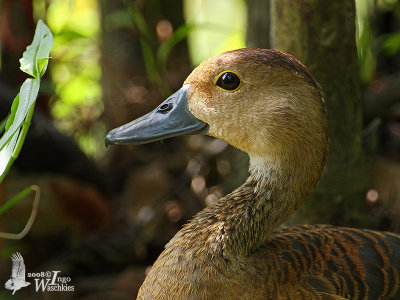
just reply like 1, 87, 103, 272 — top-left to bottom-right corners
0, 20, 52, 183
5, 94, 19, 131
383, 32, 400, 56
0, 133, 19, 180
0, 116, 8, 133
0, 20, 52, 238
0, 78, 40, 152
0, 78, 40, 182
19, 19, 53, 78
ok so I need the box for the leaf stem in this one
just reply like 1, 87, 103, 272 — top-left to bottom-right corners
0, 185, 40, 239
0, 186, 32, 215
0, 103, 35, 182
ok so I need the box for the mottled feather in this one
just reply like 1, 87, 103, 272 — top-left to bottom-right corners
257, 225, 400, 299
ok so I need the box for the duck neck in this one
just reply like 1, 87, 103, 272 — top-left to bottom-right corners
221, 156, 306, 258
174, 153, 323, 261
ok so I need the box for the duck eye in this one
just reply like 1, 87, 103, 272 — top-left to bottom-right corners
215, 71, 241, 92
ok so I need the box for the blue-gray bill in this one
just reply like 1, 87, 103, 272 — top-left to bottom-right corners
105, 85, 208, 146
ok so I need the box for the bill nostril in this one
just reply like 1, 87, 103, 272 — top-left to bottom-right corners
158, 103, 173, 113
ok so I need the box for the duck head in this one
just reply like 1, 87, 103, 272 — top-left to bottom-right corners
106, 48, 328, 194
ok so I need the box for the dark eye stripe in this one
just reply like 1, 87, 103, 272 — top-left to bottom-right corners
215, 71, 241, 92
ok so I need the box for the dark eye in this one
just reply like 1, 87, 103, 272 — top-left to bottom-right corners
215, 71, 241, 92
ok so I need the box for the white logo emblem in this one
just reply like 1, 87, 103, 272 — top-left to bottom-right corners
4, 252, 31, 295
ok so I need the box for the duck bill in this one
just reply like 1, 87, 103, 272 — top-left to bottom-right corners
105, 85, 208, 146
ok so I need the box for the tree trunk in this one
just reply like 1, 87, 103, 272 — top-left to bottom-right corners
270, 0, 371, 227
246, 0, 270, 49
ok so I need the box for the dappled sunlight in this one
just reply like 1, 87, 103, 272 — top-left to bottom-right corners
35, 0, 103, 158
183, 0, 247, 65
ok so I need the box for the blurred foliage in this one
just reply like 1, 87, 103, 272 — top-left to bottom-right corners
356, 0, 400, 82
376, 0, 400, 56
22, 0, 400, 160
356, 0, 375, 83
119, 0, 187, 96
30, 0, 247, 159
183, 0, 247, 66
380, 31, 400, 55
33, 0, 104, 159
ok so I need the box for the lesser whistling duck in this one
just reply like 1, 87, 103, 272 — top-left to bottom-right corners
106, 48, 400, 299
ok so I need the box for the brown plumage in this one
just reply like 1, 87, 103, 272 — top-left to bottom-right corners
106, 48, 400, 299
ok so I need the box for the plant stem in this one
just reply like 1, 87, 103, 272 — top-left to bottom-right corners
0, 103, 35, 183
0, 186, 32, 215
